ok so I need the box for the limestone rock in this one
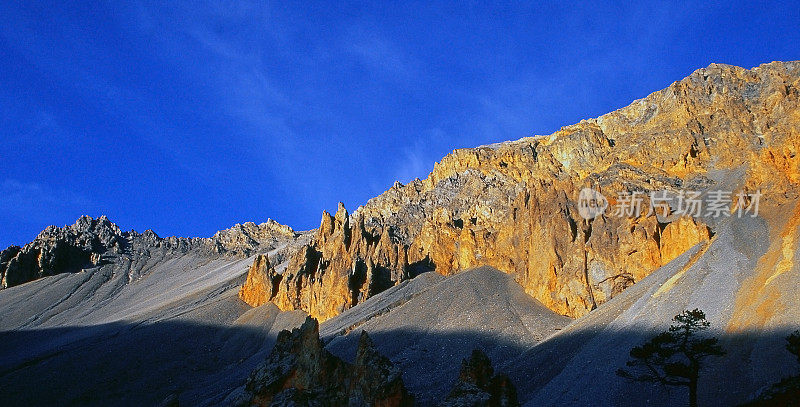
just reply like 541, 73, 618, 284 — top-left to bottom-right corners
211, 220, 298, 256
0, 215, 124, 288
439, 349, 519, 407
238, 316, 414, 407
238, 254, 276, 307
249, 62, 800, 320
351, 331, 413, 407
241, 203, 419, 321
0, 215, 300, 289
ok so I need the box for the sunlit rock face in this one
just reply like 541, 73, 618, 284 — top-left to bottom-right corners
240, 61, 800, 320
238, 254, 274, 307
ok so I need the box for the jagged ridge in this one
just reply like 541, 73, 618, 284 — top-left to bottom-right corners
241, 61, 800, 320
0, 215, 299, 289
231, 316, 414, 406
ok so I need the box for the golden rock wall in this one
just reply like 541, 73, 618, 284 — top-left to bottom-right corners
240, 61, 800, 321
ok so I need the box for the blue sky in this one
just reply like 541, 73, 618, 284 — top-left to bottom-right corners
1, 2, 798, 247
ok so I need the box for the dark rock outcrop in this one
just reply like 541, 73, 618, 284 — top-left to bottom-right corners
0, 215, 124, 288
0, 215, 300, 289
439, 349, 519, 407
351, 330, 414, 406
740, 331, 800, 406
237, 316, 414, 407
740, 376, 800, 406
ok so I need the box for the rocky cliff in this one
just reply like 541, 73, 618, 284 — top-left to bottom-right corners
233, 316, 414, 406
241, 61, 800, 320
439, 349, 519, 407
0, 215, 299, 289
2, 60, 798, 407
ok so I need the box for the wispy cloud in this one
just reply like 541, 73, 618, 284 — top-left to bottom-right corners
343, 27, 419, 84
0, 180, 92, 212
17, 111, 62, 141
126, 1, 302, 169
392, 128, 447, 184
0, 180, 97, 247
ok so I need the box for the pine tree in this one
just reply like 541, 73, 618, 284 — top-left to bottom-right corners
617, 309, 726, 407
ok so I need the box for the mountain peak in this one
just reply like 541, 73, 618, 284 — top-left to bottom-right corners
240, 61, 800, 321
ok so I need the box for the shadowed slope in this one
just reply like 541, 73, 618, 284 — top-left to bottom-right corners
0, 311, 306, 407
0, 235, 308, 406
501, 202, 800, 406
320, 266, 571, 404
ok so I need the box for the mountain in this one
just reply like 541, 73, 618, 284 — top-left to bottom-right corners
1, 60, 799, 406
241, 61, 800, 323
320, 266, 570, 404
501, 205, 800, 406
0, 216, 310, 406
0, 214, 300, 289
